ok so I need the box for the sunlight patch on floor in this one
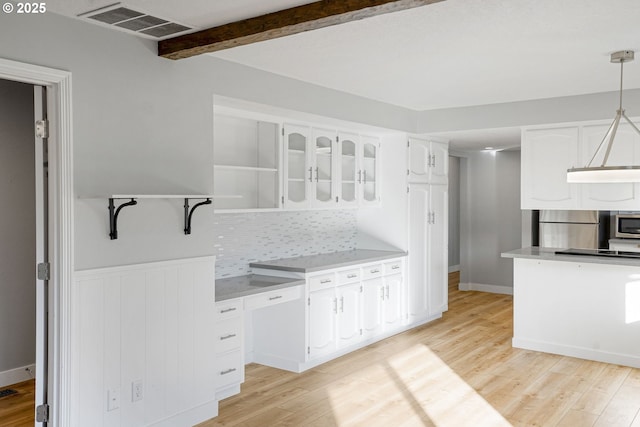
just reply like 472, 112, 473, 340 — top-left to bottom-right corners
324, 343, 512, 426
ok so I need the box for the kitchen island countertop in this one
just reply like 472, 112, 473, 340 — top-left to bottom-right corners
502, 246, 640, 267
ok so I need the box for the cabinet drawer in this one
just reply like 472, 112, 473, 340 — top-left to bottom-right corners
244, 285, 302, 310
384, 260, 403, 275
215, 298, 243, 321
338, 268, 361, 284
216, 317, 243, 354
362, 264, 383, 280
216, 350, 244, 390
309, 273, 336, 291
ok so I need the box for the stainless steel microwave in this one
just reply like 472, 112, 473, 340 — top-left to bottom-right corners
615, 214, 640, 238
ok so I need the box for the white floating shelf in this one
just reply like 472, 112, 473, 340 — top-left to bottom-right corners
214, 164, 278, 172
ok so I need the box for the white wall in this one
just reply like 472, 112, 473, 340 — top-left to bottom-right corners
0, 79, 36, 378
0, 12, 416, 270
460, 150, 521, 291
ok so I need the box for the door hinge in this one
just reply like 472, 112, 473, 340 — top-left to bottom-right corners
407, 187, 410, 193
307, 346, 310, 354
281, 128, 284, 136
360, 329, 363, 335
35, 120, 49, 139
37, 262, 50, 281
307, 297, 310, 306
36, 404, 49, 423
407, 140, 410, 147
281, 196, 285, 205
335, 196, 339, 203
407, 169, 410, 176
336, 136, 339, 142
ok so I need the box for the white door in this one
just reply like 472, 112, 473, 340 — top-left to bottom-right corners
408, 184, 429, 320
308, 288, 336, 358
361, 278, 384, 339
312, 128, 337, 208
34, 85, 49, 424
337, 133, 359, 207
428, 184, 448, 316
383, 274, 403, 330
408, 137, 430, 183
521, 127, 579, 209
360, 136, 380, 205
283, 124, 311, 209
429, 141, 449, 185
337, 283, 361, 348
580, 123, 640, 209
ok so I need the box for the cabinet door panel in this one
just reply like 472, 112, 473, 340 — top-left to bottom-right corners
428, 185, 448, 315
284, 124, 311, 208
521, 127, 579, 209
360, 136, 380, 205
337, 283, 362, 348
581, 124, 640, 208
312, 128, 337, 207
408, 138, 430, 183
308, 288, 336, 358
429, 141, 449, 185
408, 184, 429, 319
384, 274, 403, 329
338, 133, 359, 207
362, 278, 384, 339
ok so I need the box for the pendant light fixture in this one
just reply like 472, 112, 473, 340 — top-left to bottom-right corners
567, 50, 640, 183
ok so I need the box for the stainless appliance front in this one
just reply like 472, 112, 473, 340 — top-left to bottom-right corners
615, 214, 640, 238
539, 210, 600, 249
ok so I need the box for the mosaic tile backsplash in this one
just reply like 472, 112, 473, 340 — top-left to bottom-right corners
214, 210, 357, 278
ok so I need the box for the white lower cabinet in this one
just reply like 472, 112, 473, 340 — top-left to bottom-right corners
361, 278, 384, 339
337, 282, 362, 348
214, 298, 245, 400
308, 286, 338, 358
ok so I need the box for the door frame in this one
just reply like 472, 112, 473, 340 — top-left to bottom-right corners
0, 58, 73, 426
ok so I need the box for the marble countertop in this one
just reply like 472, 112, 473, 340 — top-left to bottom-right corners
249, 249, 407, 273
502, 247, 640, 267
215, 274, 305, 302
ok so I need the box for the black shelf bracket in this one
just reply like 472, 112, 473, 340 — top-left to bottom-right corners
109, 198, 138, 240
184, 197, 212, 235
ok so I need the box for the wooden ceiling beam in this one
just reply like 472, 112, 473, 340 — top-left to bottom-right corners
158, 0, 444, 60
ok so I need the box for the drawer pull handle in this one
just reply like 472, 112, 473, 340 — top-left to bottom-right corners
269, 295, 283, 301
220, 368, 237, 376
220, 334, 236, 340
320, 279, 332, 284
391, 265, 400, 270
220, 307, 237, 314
347, 274, 358, 278
370, 269, 380, 274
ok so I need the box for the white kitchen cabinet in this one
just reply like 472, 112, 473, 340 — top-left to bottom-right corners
360, 135, 381, 205
337, 282, 362, 348
579, 123, 640, 209
408, 137, 448, 185
213, 112, 281, 210
361, 278, 384, 339
214, 298, 245, 400
609, 239, 640, 252
521, 126, 580, 210
283, 124, 312, 209
308, 287, 337, 359
311, 128, 338, 208
337, 132, 360, 207
383, 273, 404, 330
408, 184, 448, 322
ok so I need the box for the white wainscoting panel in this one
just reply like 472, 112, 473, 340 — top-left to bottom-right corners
72, 256, 217, 427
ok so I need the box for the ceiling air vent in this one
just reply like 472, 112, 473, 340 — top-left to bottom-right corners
78, 3, 194, 40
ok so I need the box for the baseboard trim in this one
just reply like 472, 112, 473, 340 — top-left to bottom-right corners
448, 265, 460, 273
0, 363, 36, 388
512, 337, 640, 369
150, 400, 218, 427
458, 282, 513, 295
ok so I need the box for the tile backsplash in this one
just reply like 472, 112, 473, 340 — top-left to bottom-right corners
214, 210, 357, 278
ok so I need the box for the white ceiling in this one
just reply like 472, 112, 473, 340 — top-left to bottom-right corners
47, 0, 640, 150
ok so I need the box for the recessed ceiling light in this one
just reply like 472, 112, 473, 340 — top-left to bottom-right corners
484, 146, 494, 150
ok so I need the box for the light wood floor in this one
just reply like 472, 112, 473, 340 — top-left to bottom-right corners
0, 379, 35, 427
202, 272, 640, 427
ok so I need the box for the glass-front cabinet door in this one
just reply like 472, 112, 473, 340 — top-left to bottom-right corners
360, 135, 380, 205
283, 124, 311, 208
312, 128, 336, 207
338, 133, 359, 207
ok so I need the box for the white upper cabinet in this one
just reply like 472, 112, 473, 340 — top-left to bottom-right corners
213, 112, 281, 210
521, 121, 640, 210
311, 128, 338, 208
580, 123, 640, 209
521, 127, 580, 210
408, 137, 448, 184
360, 135, 381, 206
283, 124, 312, 209
337, 132, 359, 208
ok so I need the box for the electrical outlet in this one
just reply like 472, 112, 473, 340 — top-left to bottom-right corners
132, 380, 143, 402
107, 389, 120, 411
